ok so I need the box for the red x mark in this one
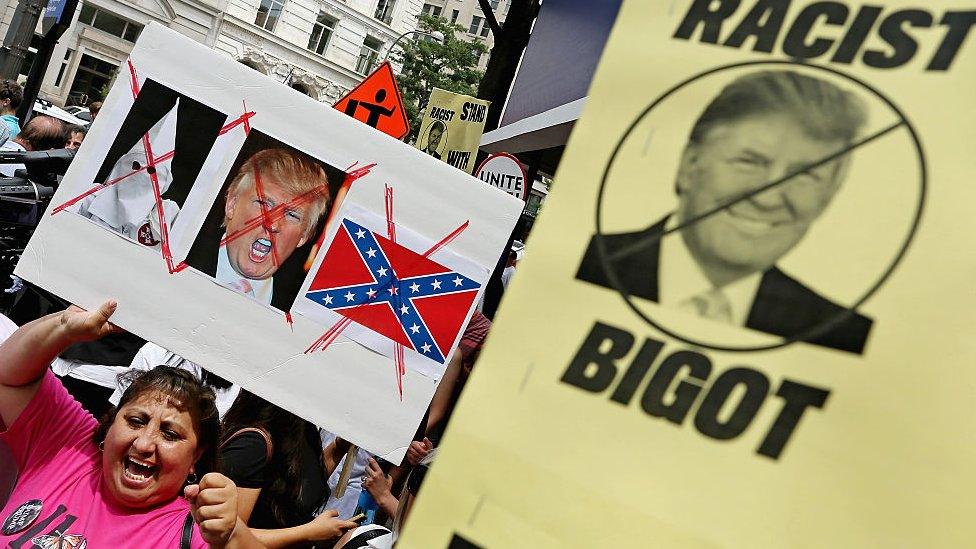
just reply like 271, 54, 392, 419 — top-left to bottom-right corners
303, 183, 470, 399
251, 167, 283, 269
50, 60, 256, 276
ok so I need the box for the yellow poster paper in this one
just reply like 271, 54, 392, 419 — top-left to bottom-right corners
399, 0, 976, 547
415, 87, 490, 173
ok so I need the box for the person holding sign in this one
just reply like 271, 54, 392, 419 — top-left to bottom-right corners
578, 70, 873, 354
0, 302, 262, 548
219, 390, 360, 546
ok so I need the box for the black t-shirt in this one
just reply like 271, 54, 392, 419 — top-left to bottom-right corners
221, 428, 328, 530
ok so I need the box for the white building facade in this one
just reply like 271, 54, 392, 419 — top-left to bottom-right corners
0, 0, 422, 106
420, 0, 507, 70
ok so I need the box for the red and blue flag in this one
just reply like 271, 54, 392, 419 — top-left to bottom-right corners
304, 218, 481, 364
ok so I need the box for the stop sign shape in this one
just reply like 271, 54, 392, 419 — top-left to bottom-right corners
475, 153, 528, 202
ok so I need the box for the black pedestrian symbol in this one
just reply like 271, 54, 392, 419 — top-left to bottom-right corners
343, 88, 396, 128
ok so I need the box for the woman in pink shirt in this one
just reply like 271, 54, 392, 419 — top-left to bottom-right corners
0, 301, 263, 548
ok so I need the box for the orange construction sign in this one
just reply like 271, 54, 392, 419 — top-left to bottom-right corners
333, 61, 410, 140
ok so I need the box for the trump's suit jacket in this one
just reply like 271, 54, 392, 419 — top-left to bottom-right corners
576, 218, 873, 355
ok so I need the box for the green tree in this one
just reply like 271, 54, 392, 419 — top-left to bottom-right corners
394, 14, 487, 142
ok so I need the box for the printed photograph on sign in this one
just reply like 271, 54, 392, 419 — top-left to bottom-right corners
59, 77, 235, 256
183, 130, 346, 312
419, 120, 448, 160
577, 64, 923, 354
294, 202, 488, 379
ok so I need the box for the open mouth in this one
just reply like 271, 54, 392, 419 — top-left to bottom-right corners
122, 456, 159, 486
248, 238, 272, 263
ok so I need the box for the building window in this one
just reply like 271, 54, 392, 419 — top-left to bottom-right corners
69, 53, 119, 102
307, 11, 336, 55
374, 0, 395, 24
489, 0, 499, 9
55, 49, 73, 87
357, 35, 383, 74
255, 0, 285, 31
77, 3, 143, 42
422, 3, 441, 17
290, 82, 312, 96
450, 9, 459, 23
469, 15, 482, 34
481, 22, 490, 37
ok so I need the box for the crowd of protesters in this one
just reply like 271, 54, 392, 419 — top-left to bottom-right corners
0, 77, 507, 547
0, 80, 89, 159
0, 299, 493, 547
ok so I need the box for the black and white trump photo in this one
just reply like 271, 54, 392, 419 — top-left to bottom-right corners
578, 67, 922, 355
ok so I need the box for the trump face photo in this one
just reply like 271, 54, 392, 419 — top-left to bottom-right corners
184, 131, 345, 312
221, 148, 329, 281
674, 73, 861, 285
577, 69, 888, 355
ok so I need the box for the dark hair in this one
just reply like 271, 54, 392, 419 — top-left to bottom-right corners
221, 390, 323, 527
19, 115, 67, 151
65, 123, 87, 136
88, 101, 102, 117
429, 120, 446, 135
0, 80, 23, 110
94, 366, 222, 477
688, 70, 868, 145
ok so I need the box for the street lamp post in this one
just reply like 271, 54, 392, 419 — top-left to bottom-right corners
382, 29, 445, 62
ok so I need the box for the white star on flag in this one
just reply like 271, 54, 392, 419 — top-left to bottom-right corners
409, 324, 421, 334
324, 294, 333, 305
432, 279, 442, 290
400, 305, 410, 314
421, 342, 432, 353
376, 266, 388, 277
355, 229, 366, 239
366, 288, 377, 298
453, 276, 463, 287
344, 291, 355, 302
410, 282, 420, 293
366, 247, 377, 258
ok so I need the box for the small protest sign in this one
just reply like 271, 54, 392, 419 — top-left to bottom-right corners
475, 153, 528, 202
18, 23, 524, 462
415, 88, 489, 173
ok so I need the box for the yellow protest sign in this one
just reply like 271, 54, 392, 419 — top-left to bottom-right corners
415, 88, 490, 173
399, 0, 976, 547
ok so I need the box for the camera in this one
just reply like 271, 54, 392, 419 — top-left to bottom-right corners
0, 148, 75, 313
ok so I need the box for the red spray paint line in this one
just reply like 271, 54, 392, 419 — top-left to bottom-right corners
123, 59, 179, 273
51, 110, 255, 215
219, 184, 329, 249
303, 180, 472, 399
251, 167, 282, 269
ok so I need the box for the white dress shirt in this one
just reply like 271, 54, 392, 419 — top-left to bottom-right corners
658, 217, 763, 327
215, 242, 274, 306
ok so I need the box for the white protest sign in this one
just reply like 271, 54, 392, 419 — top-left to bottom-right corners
17, 23, 524, 462
475, 153, 529, 202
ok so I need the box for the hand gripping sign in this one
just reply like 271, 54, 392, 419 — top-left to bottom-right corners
17, 23, 523, 462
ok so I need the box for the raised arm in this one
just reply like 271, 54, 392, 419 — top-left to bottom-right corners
0, 300, 117, 428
